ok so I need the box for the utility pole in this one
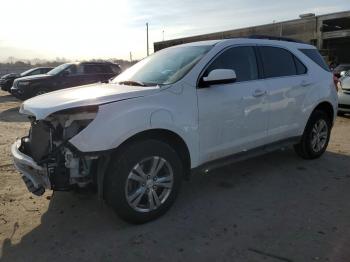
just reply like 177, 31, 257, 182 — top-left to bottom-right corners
162, 30, 165, 41
146, 22, 149, 56
129, 52, 132, 62
279, 23, 283, 37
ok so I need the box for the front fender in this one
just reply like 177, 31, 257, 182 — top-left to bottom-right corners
69, 96, 200, 167
69, 98, 153, 152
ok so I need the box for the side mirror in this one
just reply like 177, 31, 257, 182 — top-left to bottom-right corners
202, 69, 236, 86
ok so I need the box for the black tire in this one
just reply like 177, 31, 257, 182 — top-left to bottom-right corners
104, 139, 183, 224
294, 110, 331, 159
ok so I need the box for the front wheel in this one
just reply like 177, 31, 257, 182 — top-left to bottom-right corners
104, 139, 183, 224
294, 110, 331, 159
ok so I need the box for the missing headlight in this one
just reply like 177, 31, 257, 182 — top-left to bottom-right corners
64, 119, 94, 140
47, 105, 99, 141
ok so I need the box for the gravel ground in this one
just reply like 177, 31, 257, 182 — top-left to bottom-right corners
0, 90, 349, 262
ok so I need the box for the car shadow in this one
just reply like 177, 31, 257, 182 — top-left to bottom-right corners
0, 94, 19, 104
1, 149, 350, 262
0, 107, 27, 123
338, 114, 350, 119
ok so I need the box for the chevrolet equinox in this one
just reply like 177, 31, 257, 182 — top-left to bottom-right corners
12, 38, 338, 223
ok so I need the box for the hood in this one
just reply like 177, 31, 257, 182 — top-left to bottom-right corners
1, 73, 19, 79
17, 74, 52, 82
20, 83, 162, 120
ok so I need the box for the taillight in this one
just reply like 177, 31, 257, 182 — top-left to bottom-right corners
333, 76, 339, 91
337, 81, 342, 91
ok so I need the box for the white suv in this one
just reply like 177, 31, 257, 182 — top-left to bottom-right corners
12, 38, 337, 223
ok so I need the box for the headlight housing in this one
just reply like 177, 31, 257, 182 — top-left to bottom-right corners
18, 81, 31, 87
47, 105, 99, 140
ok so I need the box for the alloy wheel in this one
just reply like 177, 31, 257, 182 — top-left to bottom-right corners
310, 119, 328, 152
125, 156, 174, 213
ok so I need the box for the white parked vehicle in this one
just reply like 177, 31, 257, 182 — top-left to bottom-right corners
12, 37, 337, 223
337, 70, 350, 115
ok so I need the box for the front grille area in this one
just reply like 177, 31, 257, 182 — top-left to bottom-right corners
339, 104, 350, 109
28, 121, 51, 162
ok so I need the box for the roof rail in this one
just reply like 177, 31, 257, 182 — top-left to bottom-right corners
247, 35, 305, 44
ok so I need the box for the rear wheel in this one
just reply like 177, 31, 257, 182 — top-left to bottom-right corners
294, 110, 331, 159
104, 139, 183, 224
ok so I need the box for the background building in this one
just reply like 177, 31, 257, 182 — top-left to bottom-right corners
154, 10, 350, 63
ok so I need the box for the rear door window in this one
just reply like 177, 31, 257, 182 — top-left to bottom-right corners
259, 46, 297, 78
100, 65, 113, 74
84, 65, 105, 74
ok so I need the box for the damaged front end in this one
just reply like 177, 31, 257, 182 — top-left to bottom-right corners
12, 106, 99, 196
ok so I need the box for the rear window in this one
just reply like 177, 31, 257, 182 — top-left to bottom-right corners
299, 49, 330, 72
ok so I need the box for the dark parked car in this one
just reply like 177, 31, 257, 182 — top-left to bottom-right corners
0, 67, 53, 92
11, 62, 121, 100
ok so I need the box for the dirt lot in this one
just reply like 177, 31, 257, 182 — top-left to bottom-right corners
0, 90, 349, 262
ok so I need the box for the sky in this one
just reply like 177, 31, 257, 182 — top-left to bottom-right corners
0, 0, 349, 62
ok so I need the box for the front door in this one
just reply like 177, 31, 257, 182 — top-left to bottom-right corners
197, 46, 269, 163
60, 64, 85, 89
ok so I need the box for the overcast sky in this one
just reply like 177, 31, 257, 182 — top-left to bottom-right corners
0, 0, 349, 62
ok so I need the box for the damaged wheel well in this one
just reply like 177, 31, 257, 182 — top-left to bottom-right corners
96, 129, 191, 199
118, 129, 191, 174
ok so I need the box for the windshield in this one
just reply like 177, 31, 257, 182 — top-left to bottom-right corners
47, 63, 72, 75
20, 68, 36, 77
112, 45, 212, 86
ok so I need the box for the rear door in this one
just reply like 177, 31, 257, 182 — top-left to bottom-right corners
83, 64, 109, 84
258, 46, 309, 142
99, 64, 116, 82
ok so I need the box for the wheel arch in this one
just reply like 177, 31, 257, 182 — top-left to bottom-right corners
112, 128, 191, 178
312, 101, 335, 125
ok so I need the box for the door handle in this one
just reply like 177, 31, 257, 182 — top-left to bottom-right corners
252, 89, 267, 97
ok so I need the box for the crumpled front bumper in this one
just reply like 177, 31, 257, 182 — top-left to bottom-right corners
11, 139, 51, 195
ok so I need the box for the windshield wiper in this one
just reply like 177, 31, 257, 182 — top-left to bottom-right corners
118, 80, 147, 86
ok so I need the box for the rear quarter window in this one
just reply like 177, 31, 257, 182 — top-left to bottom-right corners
299, 49, 330, 72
